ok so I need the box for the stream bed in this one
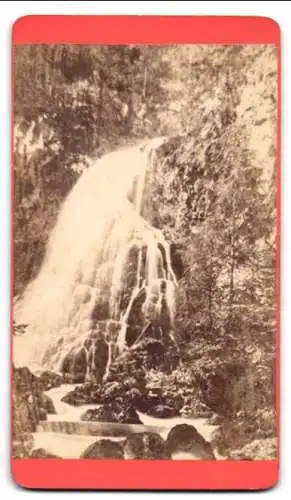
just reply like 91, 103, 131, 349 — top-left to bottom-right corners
32, 384, 221, 459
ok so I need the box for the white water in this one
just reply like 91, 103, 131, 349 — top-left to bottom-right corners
31, 384, 220, 459
14, 137, 178, 375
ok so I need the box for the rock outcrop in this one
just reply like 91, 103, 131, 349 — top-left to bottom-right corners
81, 403, 142, 424
81, 439, 124, 459
123, 432, 170, 460
12, 366, 56, 440
30, 448, 62, 459
166, 424, 215, 460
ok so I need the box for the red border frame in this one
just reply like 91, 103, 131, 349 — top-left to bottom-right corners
11, 15, 280, 491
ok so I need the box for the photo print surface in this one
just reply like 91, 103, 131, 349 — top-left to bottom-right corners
12, 42, 278, 464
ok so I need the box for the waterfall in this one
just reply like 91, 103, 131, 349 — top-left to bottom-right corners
13, 137, 178, 377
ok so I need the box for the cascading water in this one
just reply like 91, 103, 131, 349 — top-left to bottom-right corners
13, 137, 177, 379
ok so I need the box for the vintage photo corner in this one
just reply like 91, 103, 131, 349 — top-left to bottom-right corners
12, 44, 277, 461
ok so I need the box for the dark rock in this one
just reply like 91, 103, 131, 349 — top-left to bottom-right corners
81, 439, 124, 459
123, 432, 170, 460
166, 424, 215, 460
199, 364, 245, 416
13, 443, 28, 459
136, 389, 183, 418
12, 434, 34, 458
130, 335, 180, 373
180, 400, 214, 419
38, 371, 63, 391
61, 383, 102, 406
14, 366, 36, 389
101, 381, 123, 402
81, 402, 142, 424
40, 394, 56, 414
91, 299, 110, 322
229, 438, 277, 460
60, 348, 87, 382
12, 366, 51, 438
170, 243, 184, 279
144, 404, 179, 418
30, 448, 62, 459
39, 408, 47, 420
60, 330, 109, 384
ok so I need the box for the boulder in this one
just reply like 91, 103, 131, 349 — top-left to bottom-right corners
166, 424, 215, 460
38, 371, 63, 391
60, 348, 87, 383
123, 432, 170, 460
81, 402, 142, 424
61, 383, 102, 406
142, 404, 179, 419
40, 394, 56, 414
81, 439, 124, 459
136, 389, 183, 418
60, 330, 109, 384
12, 366, 51, 437
30, 448, 62, 459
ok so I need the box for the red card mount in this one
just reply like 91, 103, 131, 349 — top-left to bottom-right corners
11, 15, 280, 491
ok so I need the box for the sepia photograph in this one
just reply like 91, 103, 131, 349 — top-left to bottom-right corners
12, 43, 277, 461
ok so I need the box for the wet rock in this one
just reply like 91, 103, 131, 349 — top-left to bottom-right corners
61, 383, 102, 406
136, 389, 183, 418
91, 299, 110, 322
60, 348, 87, 382
81, 402, 142, 424
38, 371, 63, 391
180, 400, 213, 419
40, 394, 56, 414
123, 432, 170, 460
81, 439, 124, 459
13, 393, 36, 436
130, 335, 180, 373
144, 404, 179, 418
170, 243, 184, 279
12, 434, 34, 458
30, 448, 62, 459
166, 424, 215, 460
60, 330, 109, 384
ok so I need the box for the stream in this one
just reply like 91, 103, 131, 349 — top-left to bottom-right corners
32, 384, 221, 459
